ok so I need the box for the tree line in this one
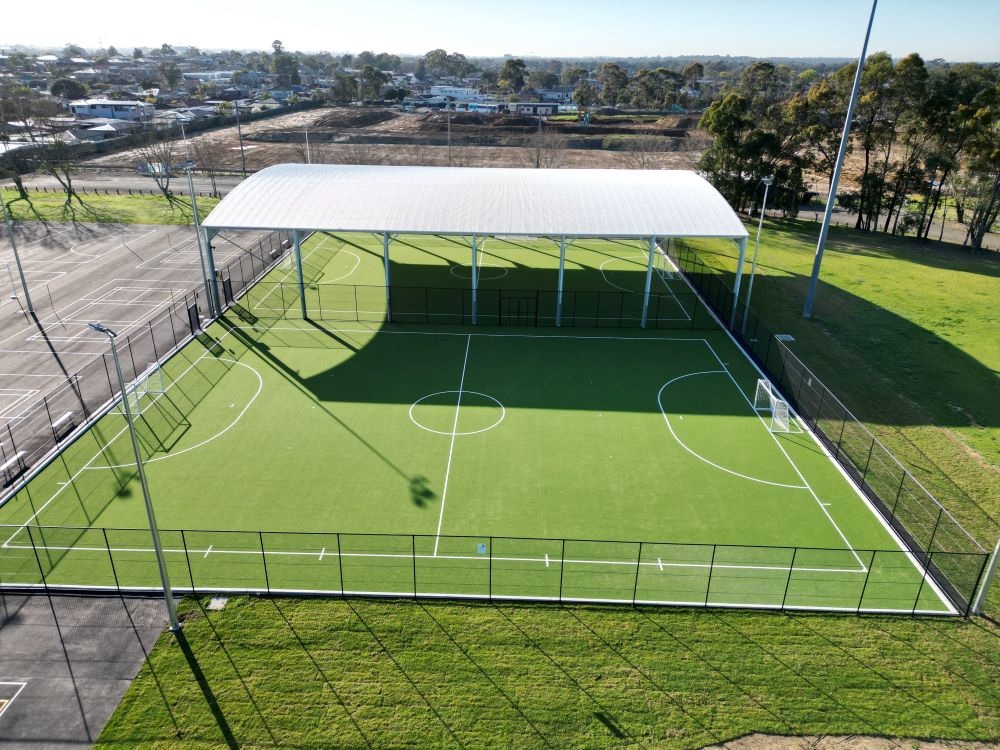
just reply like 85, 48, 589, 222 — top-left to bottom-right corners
697, 56, 1000, 250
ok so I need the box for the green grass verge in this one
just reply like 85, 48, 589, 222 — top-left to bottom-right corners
678, 220, 999, 551
2, 188, 220, 224
96, 596, 1000, 749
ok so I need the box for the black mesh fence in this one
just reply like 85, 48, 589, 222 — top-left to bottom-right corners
0, 231, 290, 504
668, 240, 990, 614
1, 524, 984, 615
239, 281, 714, 330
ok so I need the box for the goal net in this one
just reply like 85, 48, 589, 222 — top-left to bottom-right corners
123, 364, 165, 417
754, 379, 796, 433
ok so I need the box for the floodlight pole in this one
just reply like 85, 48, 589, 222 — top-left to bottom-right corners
741, 176, 773, 334
729, 236, 749, 329
802, 0, 878, 319
383, 231, 392, 322
470, 233, 478, 325
234, 102, 248, 177
179, 121, 215, 317
87, 323, 179, 633
1, 196, 33, 313
447, 112, 452, 166
304, 126, 311, 164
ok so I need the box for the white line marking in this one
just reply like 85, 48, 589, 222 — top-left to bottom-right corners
702, 341, 868, 572
433, 334, 471, 557
658, 557, 663, 571
319, 547, 325, 560
0, 681, 27, 719
204, 545, 213, 558
658, 372, 809, 489
545, 553, 550, 567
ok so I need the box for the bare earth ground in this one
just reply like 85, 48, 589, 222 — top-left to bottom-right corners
709, 736, 998, 750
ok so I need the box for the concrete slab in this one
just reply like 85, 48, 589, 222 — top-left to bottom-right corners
0, 591, 166, 749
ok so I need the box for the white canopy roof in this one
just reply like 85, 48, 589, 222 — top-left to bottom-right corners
203, 164, 747, 240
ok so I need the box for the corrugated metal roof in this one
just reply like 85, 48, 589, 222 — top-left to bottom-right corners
203, 164, 748, 239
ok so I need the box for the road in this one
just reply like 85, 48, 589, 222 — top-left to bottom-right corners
3, 168, 244, 196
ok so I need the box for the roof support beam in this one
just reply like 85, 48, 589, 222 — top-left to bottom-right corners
293, 230, 307, 319
202, 228, 220, 317
640, 236, 657, 328
730, 236, 749, 330
556, 235, 567, 327
470, 233, 479, 325
383, 231, 392, 323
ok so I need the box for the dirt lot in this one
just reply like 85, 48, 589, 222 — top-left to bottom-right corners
83, 107, 709, 172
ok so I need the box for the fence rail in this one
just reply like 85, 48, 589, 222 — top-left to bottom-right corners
0, 524, 986, 615
668, 240, 989, 614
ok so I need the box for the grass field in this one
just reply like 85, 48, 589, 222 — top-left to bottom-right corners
95, 596, 1000, 749
2, 189, 220, 224
675, 221, 999, 555
0, 232, 955, 613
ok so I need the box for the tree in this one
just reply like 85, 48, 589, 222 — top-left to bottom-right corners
961, 83, 1000, 251
682, 62, 704, 84
631, 68, 683, 109
499, 58, 527, 92
160, 43, 176, 56
573, 81, 597, 108
63, 43, 84, 58
133, 47, 143, 60
106, 45, 118, 57
561, 67, 588, 87
50, 78, 88, 100
358, 65, 389, 101
133, 136, 188, 213
326, 72, 358, 103
271, 41, 300, 86
157, 61, 183, 90
597, 63, 628, 106
528, 69, 559, 90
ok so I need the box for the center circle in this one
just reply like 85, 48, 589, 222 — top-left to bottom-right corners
409, 390, 506, 436
449, 264, 509, 280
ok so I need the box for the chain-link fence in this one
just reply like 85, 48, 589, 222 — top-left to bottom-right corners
0, 231, 290, 501
0, 524, 988, 615
669, 240, 990, 615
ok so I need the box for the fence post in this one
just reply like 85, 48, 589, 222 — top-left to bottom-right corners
25, 526, 49, 590
103, 528, 121, 591
891, 472, 907, 518
705, 545, 716, 607
861, 438, 877, 486
336, 532, 345, 596
181, 530, 195, 591
411, 535, 417, 598
632, 542, 643, 605
259, 531, 270, 593
558, 539, 566, 602
926, 508, 944, 552
912, 548, 935, 616
488, 536, 493, 602
781, 547, 797, 610
857, 551, 875, 614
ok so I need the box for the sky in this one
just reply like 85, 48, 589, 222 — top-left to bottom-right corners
2, 0, 998, 62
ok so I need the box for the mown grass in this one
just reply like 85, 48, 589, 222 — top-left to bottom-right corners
2, 188, 219, 225
678, 220, 999, 553
96, 596, 1000, 749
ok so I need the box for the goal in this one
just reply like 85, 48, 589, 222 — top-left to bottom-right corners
754, 379, 795, 433
123, 364, 165, 417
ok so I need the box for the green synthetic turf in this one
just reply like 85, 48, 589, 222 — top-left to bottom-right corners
0, 233, 951, 612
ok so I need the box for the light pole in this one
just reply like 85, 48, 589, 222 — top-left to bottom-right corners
234, 102, 248, 177
741, 176, 773, 334
1, 196, 33, 313
802, 0, 878, 319
87, 322, 180, 632
179, 123, 217, 317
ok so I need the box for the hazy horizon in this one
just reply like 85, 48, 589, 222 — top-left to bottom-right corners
2, 0, 998, 63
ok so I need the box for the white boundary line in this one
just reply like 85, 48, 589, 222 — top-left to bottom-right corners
657, 372, 809, 489
672, 265, 956, 613
409, 390, 505, 436
433, 334, 471, 556
0, 681, 27, 719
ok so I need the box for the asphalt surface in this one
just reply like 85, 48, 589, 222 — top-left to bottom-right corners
0, 221, 268, 470
4, 169, 243, 196
0, 592, 167, 749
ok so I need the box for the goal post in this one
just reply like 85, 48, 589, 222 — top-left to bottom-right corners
123, 363, 165, 417
754, 378, 796, 434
